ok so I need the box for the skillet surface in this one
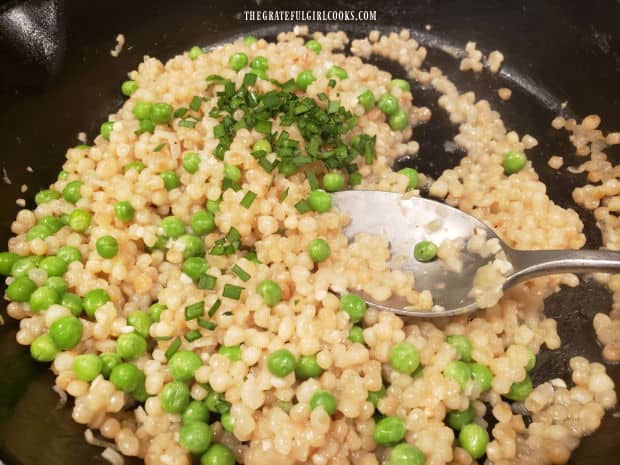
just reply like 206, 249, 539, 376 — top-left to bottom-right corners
0, 1, 619, 464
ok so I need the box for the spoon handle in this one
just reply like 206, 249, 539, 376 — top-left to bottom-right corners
505, 248, 620, 288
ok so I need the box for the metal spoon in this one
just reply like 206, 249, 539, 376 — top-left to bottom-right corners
332, 190, 620, 317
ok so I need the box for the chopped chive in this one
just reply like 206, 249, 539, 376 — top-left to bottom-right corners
295, 199, 311, 214
305, 170, 319, 190
222, 311, 233, 317
208, 299, 222, 317
258, 158, 274, 172
206, 74, 226, 82
179, 119, 198, 128
240, 191, 257, 208
226, 227, 241, 249
255, 120, 272, 135
222, 284, 244, 300
185, 330, 201, 342
242, 73, 257, 87
190, 96, 206, 111
327, 100, 340, 114
154, 335, 173, 341
184, 301, 204, 320
153, 143, 166, 152
165, 337, 182, 360
245, 250, 261, 264
279, 187, 289, 202
328, 79, 336, 88
174, 107, 189, 118
231, 264, 251, 282
317, 92, 328, 101
198, 273, 217, 290
198, 318, 217, 330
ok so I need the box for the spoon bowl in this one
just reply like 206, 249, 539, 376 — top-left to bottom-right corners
332, 190, 620, 317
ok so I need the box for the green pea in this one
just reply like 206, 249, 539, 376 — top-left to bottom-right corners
469, 363, 493, 392
443, 361, 472, 390
132, 102, 153, 120
349, 325, 365, 344
68, 209, 92, 233
388, 79, 411, 92
40, 256, 68, 277
368, 385, 386, 408
378, 93, 399, 115
503, 151, 527, 175
445, 404, 475, 431
35, 189, 60, 205
310, 390, 337, 416
374, 416, 406, 446
110, 362, 141, 393
322, 172, 345, 192
413, 240, 437, 262
82, 288, 110, 317
114, 201, 135, 223
339, 294, 367, 323
30, 334, 58, 362
223, 164, 241, 182
183, 152, 201, 174
132, 371, 148, 402
117, 332, 147, 360
57, 170, 69, 180
38, 216, 63, 234
307, 238, 330, 263
305, 39, 322, 53
206, 199, 220, 215
29, 286, 59, 312
169, 350, 202, 381
183, 257, 208, 281
295, 354, 324, 380
127, 311, 152, 338
389, 443, 426, 465
121, 80, 138, 96
390, 343, 420, 375
358, 89, 375, 110
191, 210, 216, 235
46, 276, 68, 294
72, 354, 103, 381
100, 121, 114, 141
200, 444, 235, 465
100, 352, 122, 378
62, 180, 82, 204
526, 349, 536, 372
204, 390, 230, 414
188, 46, 203, 60
150, 102, 174, 124
228, 52, 248, 71
0, 252, 19, 275
504, 375, 532, 401
138, 118, 156, 134
218, 345, 242, 361
458, 423, 489, 459
250, 56, 268, 71
243, 35, 257, 45
296, 70, 316, 90
159, 380, 191, 412
11, 256, 40, 277
6, 276, 37, 302
389, 110, 408, 131
308, 190, 332, 213
148, 302, 167, 322
161, 171, 180, 190
57, 246, 82, 265
124, 161, 146, 174
180, 421, 212, 454
252, 139, 272, 154
160, 216, 185, 239
327, 66, 347, 80
96, 235, 118, 259
60, 292, 83, 316
178, 234, 205, 258
183, 400, 210, 424
446, 335, 473, 362
49, 316, 83, 350
27, 224, 53, 241
221, 413, 235, 432
266, 348, 296, 377
398, 167, 419, 190
257, 279, 282, 307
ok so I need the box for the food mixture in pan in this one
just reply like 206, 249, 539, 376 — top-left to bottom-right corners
2, 27, 619, 465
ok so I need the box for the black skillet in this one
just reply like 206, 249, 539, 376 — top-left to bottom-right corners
0, 0, 619, 464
